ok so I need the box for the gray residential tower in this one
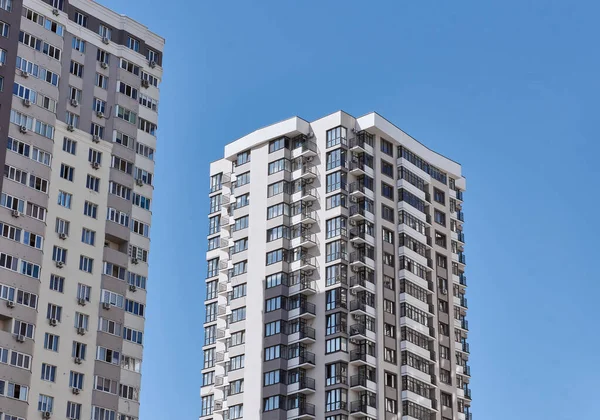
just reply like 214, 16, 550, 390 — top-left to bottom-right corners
0, 1, 163, 419
201, 112, 471, 420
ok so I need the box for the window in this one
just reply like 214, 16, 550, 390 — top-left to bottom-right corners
63, 138, 77, 155
326, 171, 345, 193
384, 347, 397, 364
381, 204, 394, 222
60, 164, 74, 181
127, 36, 140, 52
81, 228, 95, 246
38, 394, 54, 412
97, 49, 109, 64
229, 354, 244, 371
440, 344, 450, 360
86, 174, 100, 192
268, 158, 290, 174
77, 284, 90, 302
201, 395, 213, 417
79, 256, 93, 273
326, 192, 347, 209
440, 368, 451, 385
326, 216, 347, 239
325, 388, 347, 412
110, 182, 132, 200
69, 371, 84, 390
115, 105, 137, 124
235, 171, 250, 186
98, 318, 120, 336
117, 81, 137, 99
233, 238, 248, 253
99, 25, 112, 40
231, 283, 247, 299
44, 333, 59, 351
326, 126, 347, 148
437, 253, 447, 269
441, 392, 453, 408
69, 86, 82, 102
138, 118, 157, 135
72, 341, 86, 360
147, 48, 159, 63
119, 384, 138, 401
125, 299, 144, 317
236, 150, 250, 166
114, 131, 134, 149
230, 307, 246, 323
70, 60, 83, 77
264, 344, 283, 361
94, 376, 117, 394
123, 327, 143, 344
434, 210, 446, 226
381, 138, 393, 156
95, 73, 108, 89
381, 182, 394, 200
325, 336, 347, 354
41, 362, 57, 381
52, 246, 67, 264
136, 142, 154, 160
0, 0, 12, 12
269, 137, 287, 152
57, 191, 72, 208
229, 405, 243, 420
326, 148, 346, 170
65, 111, 79, 128
383, 299, 395, 314
92, 98, 106, 114
67, 401, 81, 420
72, 36, 85, 52
267, 181, 288, 197
434, 188, 445, 204
381, 159, 394, 178
84, 201, 98, 219
121, 354, 142, 373
385, 398, 398, 414
102, 290, 124, 308
267, 203, 289, 219
265, 320, 281, 337
74, 12, 87, 27
111, 156, 133, 174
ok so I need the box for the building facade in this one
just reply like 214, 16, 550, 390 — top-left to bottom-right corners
0, 1, 163, 420
201, 112, 470, 420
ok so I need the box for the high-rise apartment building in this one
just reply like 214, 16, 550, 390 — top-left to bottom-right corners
0, 1, 162, 420
201, 111, 470, 420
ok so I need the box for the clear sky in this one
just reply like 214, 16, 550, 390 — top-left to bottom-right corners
99, 0, 600, 419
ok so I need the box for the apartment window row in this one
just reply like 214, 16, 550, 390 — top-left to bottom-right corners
10, 109, 54, 139
19, 30, 61, 60
399, 146, 447, 184
16, 56, 59, 86
0, 219, 44, 250
399, 279, 429, 303
399, 256, 429, 280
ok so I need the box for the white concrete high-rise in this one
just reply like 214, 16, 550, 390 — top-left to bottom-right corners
0, 1, 163, 420
201, 111, 470, 420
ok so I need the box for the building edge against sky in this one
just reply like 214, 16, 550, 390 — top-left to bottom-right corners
0, 1, 163, 420
201, 111, 471, 420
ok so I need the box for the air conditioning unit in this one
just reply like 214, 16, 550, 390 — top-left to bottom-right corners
91, 162, 100, 169
96, 111, 104, 118
129, 284, 137, 292
131, 257, 139, 265
70, 98, 79, 107
135, 178, 144, 186
102, 37, 110, 44
23, 98, 31, 107
19, 125, 27, 134
350, 338, 360, 344
305, 178, 314, 184
21, 70, 29, 78
77, 297, 86, 306
11, 209, 20, 217
72, 388, 80, 395
304, 223, 312, 229
350, 196, 358, 203
56, 261, 64, 268
67, 125, 75, 132
16, 334, 25, 343
306, 156, 313, 162
352, 314, 361, 320
306, 132, 314, 138
49, 318, 58, 326
141, 80, 150, 88
74, 357, 82, 364
349, 219, 356, 226
92, 135, 100, 143
102, 302, 111, 310
100, 61, 108, 69
349, 288, 357, 295
149, 60, 157, 68
42, 411, 51, 419
77, 327, 86, 335
52, 8, 60, 15
6, 300, 15, 308
440, 288, 447, 295
59, 232, 68, 240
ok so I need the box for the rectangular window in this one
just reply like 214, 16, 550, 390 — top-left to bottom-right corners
74, 12, 87, 27
381, 182, 394, 200
69, 371, 84, 390
95, 73, 108, 89
70, 60, 83, 77
72, 36, 85, 52
81, 228, 95, 246
114, 131, 134, 149
127, 36, 140, 52
44, 333, 59, 351
380, 138, 393, 156
41, 362, 57, 382
97, 49, 109, 64
84, 201, 98, 219
60, 164, 74, 181
381, 160, 394, 177
63, 137, 77, 154
79, 256, 93, 273
38, 394, 54, 412
67, 401, 81, 420
326, 126, 347, 148
117, 81, 138, 99
86, 174, 100, 192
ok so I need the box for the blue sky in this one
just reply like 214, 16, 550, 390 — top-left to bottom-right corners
99, 0, 600, 419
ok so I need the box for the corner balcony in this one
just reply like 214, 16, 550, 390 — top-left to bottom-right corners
293, 233, 318, 250
348, 204, 368, 222
349, 251, 375, 270
297, 139, 318, 158
349, 272, 376, 294
348, 159, 367, 176
288, 325, 316, 344
349, 398, 377, 417
288, 276, 316, 297
297, 164, 319, 181
349, 135, 373, 153
348, 299, 376, 318
348, 323, 376, 342
349, 348, 377, 368
348, 182, 373, 200
348, 227, 374, 246
221, 172, 232, 186
299, 209, 318, 225
218, 281, 230, 296
287, 376, 316, 395
288, 301, 316, 320
288, 351, 316, 369
287, 403, 316, 420
292, 254, 317, 275
349, 374, 377, 392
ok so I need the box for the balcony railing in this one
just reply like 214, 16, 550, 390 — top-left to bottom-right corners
458, 253, 466, 264
456, 190, 464, 201
294, 301, 317, 317
294, 376, 316, 391
461, 319, 469, 330
462, 341, 470, 353
349, 136, 371, 151
460, 296, 468, 308
349, 272, 375, 288
350, 398, 376, 414
457, 211, 464, 222
350, 348, 375, 362
459, 273, 467, 286
349, 205, 367, 218
458, 231, 465, 243
296, 351, 316, 366
299, 140, 317, 155
464, 364, 471, 376
300, 187, 318, 201
349, 374, 373, 388
294, 326, 316, 341
348, 181, 369, 195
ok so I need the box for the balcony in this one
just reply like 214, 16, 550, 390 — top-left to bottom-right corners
457, 210, 465, 222
461, 318, 469, 330
460, 296, 468, 309
458, 231, 465, 243
300, 187, 318, 202
348, 159, 367, 175
288, 351, 316, 369
298, 140, 318, 157
218, 282, 229, 295
288, 301, 317, 320
349, 349, 377, 367
348, 182, 371, 199
459, 273, 467, 286
297, 254, 317, 273
349, 227, 373, 245
287, 402, 316, 419
458, 253, 466, 265
349, 272, 375, 293
219, 260, 231, 273
349, 398, 376, 417
288, 325, 316, 344
215, 351, 226, 363
300, 209, 318, 225
287, 376, 316, 394
462, 341, 470, 353
349, 251, 374, 270
464, 364, 471, 376
349, 205, 367, 221
349, 135, 372, 152
296, 233, 318, 249
219, 237, 230, 249
349, 300, 375, 317
348, 323, 375, 341
221, 172, 232, 186
299, 164, 318, 180
464, 386, 472, 400
289, 276, 316, 296
349, 374, 377, 392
